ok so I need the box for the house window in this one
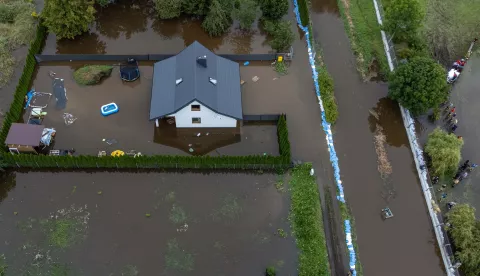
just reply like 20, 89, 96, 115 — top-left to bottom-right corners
191, 104, 201, 111
192, 117, 201, 124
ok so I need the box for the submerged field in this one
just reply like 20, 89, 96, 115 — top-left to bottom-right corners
0, 171, 296, 275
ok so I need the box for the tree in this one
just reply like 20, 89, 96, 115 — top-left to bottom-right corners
388, 56, 448, 115
446, 204, 480, 276
263, 20, 294, 52
182, 0, 209, 16
425, 128, 463, 177
384, 0, 424, 42
202, 0, 231, 37
233, 0, 257, 30
260, 0, 288, 20
42, 0, 96, 40
154, 0, 182, 19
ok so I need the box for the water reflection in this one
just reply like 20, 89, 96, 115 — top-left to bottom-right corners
368, 97, 409, 147
95, 1, 149, 39
0, 172, 15, 204
311, 0, 340, 15
56, 32, 107, 54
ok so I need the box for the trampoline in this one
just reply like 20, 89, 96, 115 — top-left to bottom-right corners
120, 58, 140, 82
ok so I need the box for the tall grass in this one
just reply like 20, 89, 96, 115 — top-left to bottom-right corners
289, 163, 331, 276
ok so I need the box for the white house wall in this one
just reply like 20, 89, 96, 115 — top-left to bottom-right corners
168, 101, 237, 128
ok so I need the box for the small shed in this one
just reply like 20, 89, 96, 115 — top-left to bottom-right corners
5, 123, 46, 154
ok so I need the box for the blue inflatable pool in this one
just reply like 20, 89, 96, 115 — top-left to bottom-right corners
101, 103, 119, 116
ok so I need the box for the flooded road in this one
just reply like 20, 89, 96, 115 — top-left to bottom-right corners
0, 171, 296, 275
42, 0, 271, 55
310, 0, 445, 275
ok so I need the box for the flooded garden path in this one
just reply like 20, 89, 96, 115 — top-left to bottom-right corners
310, 0, 445, 275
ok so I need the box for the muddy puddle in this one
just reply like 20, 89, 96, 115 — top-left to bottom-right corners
0, 171, 296, 275
42, 0, 271, 55
25, 62, 279, 156
310, 0, 446, 275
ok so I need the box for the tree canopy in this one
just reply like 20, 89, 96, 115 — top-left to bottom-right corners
425, 127, 463, 177
446, 204, 480, 276
384, 0, 424, 42
42, 0, 96, 40
388, 56, 448, 115
182, 0, 209, 16
233, 0, 257, 30
263, 19, 294, 52
260, 0, 288, 20
154, 0, 182, 19
202, 0, 231, 37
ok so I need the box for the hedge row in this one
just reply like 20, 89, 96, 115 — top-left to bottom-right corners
297, 0, 310, 27
0, 24, 47, 152
2, 115, 291, 169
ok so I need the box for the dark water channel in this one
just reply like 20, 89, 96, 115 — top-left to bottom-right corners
310, 0, 446, 275
42, 0, 271, 55
0, 172, 296, 275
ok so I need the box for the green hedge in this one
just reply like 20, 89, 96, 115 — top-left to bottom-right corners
297, 0, 310, 27
0, 23, 47, 152
290, 163, 331, 276
2, 115, 291, 170
318, 67, 338, 124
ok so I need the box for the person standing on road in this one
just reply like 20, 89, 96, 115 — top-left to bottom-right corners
451, 124, 458, 133
460, 160, 470, 171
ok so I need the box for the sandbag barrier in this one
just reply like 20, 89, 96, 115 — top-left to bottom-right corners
292, 0, 357, 275
371, 0, 456, 275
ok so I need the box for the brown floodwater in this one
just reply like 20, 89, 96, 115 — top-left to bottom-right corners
0, 171, 296, 275
25, 62, 279, 156
310, 0, 446, 275
42, 0, 272, 55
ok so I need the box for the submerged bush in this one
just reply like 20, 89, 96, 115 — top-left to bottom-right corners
263, 19, 294, 52
233, 0, 257, 30
73, 65, 113, 85
266, 266, 276, 276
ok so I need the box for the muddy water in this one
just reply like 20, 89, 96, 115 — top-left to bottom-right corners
0, 171, 296, 275
310, 1, 445, 275
42, 0, 271, 55
27, 62, 279, 156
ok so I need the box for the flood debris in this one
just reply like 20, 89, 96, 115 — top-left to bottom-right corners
373, 124, 393, 179
252, 76, 259, 82
62, 113, 77, 125
102, 138, 118, 145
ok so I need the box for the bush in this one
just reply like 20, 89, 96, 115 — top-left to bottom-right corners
260, 0, 288, 20
277, 114, 291, 161
202, 0, 231, 37
42, 0, 96, 40
73, 65, 113, 85
182, 0, 209, 16
446, 204, 480, 276
318, 67, 338, 124
263, 19, 294, 52
266, 266, 276, 276
154, 0, 182, 19
388, 56, 448, 115
233, 0, 257, 30
425, 128, 463, 177
289, 163, 331, 276
296, 0, 309, 26
383, 0, 424, 43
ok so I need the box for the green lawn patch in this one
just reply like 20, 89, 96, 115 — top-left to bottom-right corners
289, 163, 330, 276
73, 65, 113, 85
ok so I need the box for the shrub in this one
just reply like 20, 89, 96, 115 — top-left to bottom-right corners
318, 67, 338, 124
383, 0, 424, 43
73, 65, 113, 85
154, 0, 182, 19
260, 0, 288, 20
425, 127, 463, 177
266, 266, 276, 276
446, 204, 480, 276
202, 0, 231, 37
263, 19, 294, 52
296, 0, 309, 26
277, 114, 291, 161
182, 0, 209, 16
388, 56, 448, 115
233, 0, 257, 30
42, 0, 96, 40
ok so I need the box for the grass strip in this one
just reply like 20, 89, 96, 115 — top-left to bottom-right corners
289, 163, 331, 276
317, 65, 338, 124
335, 0, 388, 77
339, 201, 363, 276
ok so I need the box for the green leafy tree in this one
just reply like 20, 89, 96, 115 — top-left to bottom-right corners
182, 0, 209, 16
202, 0, 231, 37
263, 19, 294, 52
154, 0, 182, 19
233, 0, 257, 30
42, 0, 96, 40
425, 128, 463, 177
384, 0, 424, 42
260, 0, 288, 20
446, 204, 480, 276
388, 56, 448, 115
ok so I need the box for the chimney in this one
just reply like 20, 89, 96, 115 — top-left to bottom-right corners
197, 55, 207, 68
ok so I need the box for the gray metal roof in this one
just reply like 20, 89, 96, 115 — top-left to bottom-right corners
150, 41, 242, 120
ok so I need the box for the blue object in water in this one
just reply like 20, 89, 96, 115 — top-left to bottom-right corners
243, 61, 250, 66
101, 102, 119, 116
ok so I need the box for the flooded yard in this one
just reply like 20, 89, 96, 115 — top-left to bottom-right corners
24, 62, 280, 156
0, 171, 296, 275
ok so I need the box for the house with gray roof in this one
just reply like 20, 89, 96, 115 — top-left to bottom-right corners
150, 41, 242, 128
